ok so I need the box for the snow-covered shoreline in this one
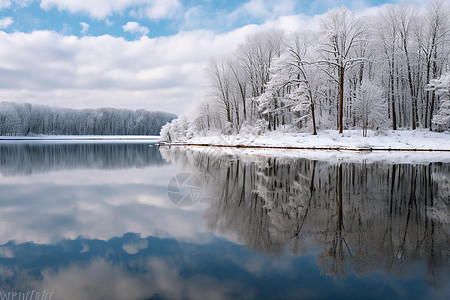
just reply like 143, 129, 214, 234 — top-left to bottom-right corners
161, 130, 450, 152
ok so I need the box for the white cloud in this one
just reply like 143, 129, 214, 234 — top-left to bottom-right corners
0, 0, 11, 10
80, 21, 89, 34
241, 0, 270, 18
0, 16, 13, 29
105, 18, 114, 26
40, 0, 183, 20
0, 4, 404, 114
123, 21, 149, 36
227, 0, 297, 23
130, 0, 182, 20
0, 14, 313, 113
40, 0, 134, 19
0, 28, 240, 113
61, 22, 71, 35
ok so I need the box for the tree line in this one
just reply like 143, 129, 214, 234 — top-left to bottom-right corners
0, 102, 176, 136
162, 0, 449, 140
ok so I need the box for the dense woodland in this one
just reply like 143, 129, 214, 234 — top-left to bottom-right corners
162, 1, 450, 140
0, 102, 176, 136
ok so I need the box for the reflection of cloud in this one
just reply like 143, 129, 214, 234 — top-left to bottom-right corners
39, 259, 151, 300
80, 243, 89, 253
0, 265, 14, 282
123, 239, 148, 254
35, 257, 252, 300
0, 164, 210, 245
0, 246, 13, 258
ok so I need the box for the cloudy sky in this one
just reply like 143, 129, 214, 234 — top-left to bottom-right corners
0, 0, 425, 114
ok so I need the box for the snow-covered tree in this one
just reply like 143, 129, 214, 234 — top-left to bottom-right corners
256, 30, 325, 134
0, 102, 176, 136
161, 1, 449, 141
318, 7, 369, 133
353, 80, 387, 136
429, 72, 450, 130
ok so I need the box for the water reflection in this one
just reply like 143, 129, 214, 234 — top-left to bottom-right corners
0, 144, 448, 299
160, 147, 450, 288
0, 143, 165, 176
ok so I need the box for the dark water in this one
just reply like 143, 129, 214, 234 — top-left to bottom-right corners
0, 143, 449, 299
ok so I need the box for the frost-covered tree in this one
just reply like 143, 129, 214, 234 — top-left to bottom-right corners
374, 6, 400, 130
258, 30, 323, 134
419, 0, 450, 128
353, 80, 387, 136
396, 4, 420, 129
429, 72, 450, 130
318, 7, 369, 133
207, 57, 233, 127
0, 102, 176, 136
160, 1, 449, 142
286, 30, 323, 134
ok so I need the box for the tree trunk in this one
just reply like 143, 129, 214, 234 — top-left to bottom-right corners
390, 58, 397, 130
339, 66, 345, 134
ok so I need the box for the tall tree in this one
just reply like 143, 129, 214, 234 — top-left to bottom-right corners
207, 57, 233, 126
318, 7, 369, 133
418, 0, 449, 129
376, 6, 400, 130
397, 4, 419, 129
428, 72, 450, 130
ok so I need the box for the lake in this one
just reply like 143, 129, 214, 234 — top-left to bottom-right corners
0, 142, 449, 300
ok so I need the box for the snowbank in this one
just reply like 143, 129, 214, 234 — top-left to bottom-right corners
161, 130, 450, 151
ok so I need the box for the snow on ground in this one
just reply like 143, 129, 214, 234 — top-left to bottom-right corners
165, 130, 450, 151
160, 130, 450, 164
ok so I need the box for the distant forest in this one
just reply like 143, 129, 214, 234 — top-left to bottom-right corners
0, 102, 176, 136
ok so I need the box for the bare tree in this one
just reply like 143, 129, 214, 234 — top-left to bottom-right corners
396, 4, 420, 129
206, 57, 233, 127
375, 6, 400, 130
318, 7, 369, 133
286, 30, 322, 135
418, 0, 450, 129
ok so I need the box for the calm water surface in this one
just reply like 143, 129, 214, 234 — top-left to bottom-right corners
0, 142, 449, 299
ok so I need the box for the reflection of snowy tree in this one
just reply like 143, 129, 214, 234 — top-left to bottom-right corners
0, 144, 166, 176
161, 147, 450, 286
430, 171, 450, 225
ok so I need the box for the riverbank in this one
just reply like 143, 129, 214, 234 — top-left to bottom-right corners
161, 130, 450, 151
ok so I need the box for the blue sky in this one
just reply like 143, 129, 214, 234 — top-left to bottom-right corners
0, 0, 423, 113
0, 0, 396, 38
